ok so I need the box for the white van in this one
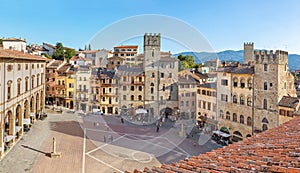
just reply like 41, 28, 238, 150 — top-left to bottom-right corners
92, 109, 103, 115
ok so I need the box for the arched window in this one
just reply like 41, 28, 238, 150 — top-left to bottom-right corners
138, 95, 142, 100
233, 77, 238, 87
226, 111, 230, 120
17, 78, 21, 95
264, 82, 267, 90
263, 99, 267, 109
247, 97, 252, 106
152, 73, 155, 78
150, 83, 154, 86
233, 95, 237, 103
284, 82, 286, 89
240, 95, 245, 105
247, 78, 252, 89
7, 80, 12, 99
247, 117, 252, 126
131, 95, 134, 101
240, 78, 245, 88
37, 74, 40, 86
233, 113, 237, 122
32, 75, 35, 88
240, 115, 244, 124
162, 84, 166, 91
25, 77, 29, 91
262, 124, 268, 131
58, 80, 61, 85
151, 87, 154, 94
62, 80, 65, 85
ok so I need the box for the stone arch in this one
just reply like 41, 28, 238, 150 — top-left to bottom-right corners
262, 117, 269, 123
36, 93, 40, 114
24, 100, 30, 119
160, 107, 173, 119
262, 124, 268, 131
15, 105, 23, 137
232, 131, 243, 142
232, 94, 237, 103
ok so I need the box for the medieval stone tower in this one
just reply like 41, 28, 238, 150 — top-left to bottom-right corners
244, 42, 254, 64
144, 33, 161, 117
253, 49, 296, 132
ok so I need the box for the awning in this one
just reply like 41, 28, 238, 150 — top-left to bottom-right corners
212, 130, 231, 138
135, 109, 147, 114
15, 126, 22, 134
30, 112, 35, 117
23, 118, 31, 125
4, 135, 16, 142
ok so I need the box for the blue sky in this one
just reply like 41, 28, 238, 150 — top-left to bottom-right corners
1, 0, 299, 54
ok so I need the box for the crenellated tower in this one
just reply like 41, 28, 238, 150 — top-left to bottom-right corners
244, 42, 254, 64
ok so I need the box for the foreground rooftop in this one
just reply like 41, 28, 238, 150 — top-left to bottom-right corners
132, 117, 300, 172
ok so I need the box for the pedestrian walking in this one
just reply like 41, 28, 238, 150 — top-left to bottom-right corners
156, 125, 160, 132
121, 117, 124, 123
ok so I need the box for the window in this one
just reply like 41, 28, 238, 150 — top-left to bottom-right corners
279, 109, 285, 116
264, 64, 268, 71
32, 64, 34, 69
152, 73, 155, 78
7, 64, 13, 71
270, 83, 273, 87
181, 101, 184, 106
284, 82, 286, 90
37, 74, 40, 86
32, 76, 35, 88
186, 101, 189, 107
151, 87, 154, 94
233, 113, 237, 122
287, 111, 293, 117
221, 94, 228, 102
263, 99, 267, 109
220, 110, 224, 119
25, 77, 29, 91
208, 102, 211, 110
139, 77, 142, 82
233, 78, 238, 87
138, 95, 142, 101
169, 73, 172, 78
131, 86, 134, 91
26, 64, 28, 70
264, 82, 267, 90
247, 97, 252, 106
123, 77, 126, 81
240, 115, 244, 124
17, 78, 21, 95
202, 101, 206, 109
131, 95, 134, 101
240, 78, 245, 88
192, 101, 195, 106
247, 79, 252, 89
18, 64, 21, 71
7, 81, 12, 99
161, 73, 164, 78
123, 95, 126, 100
162, 84, 165, 91
240, 95, 245, 105
226, 111, 230, 120
221, 79, 228, 86
247, 117, 252, 126
138, 86, 142, 91
202, 90, 206, 95
233, 95, 237, 103
198, 101, 201, 108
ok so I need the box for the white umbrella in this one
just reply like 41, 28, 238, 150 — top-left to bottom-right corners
135, 109, 147, 114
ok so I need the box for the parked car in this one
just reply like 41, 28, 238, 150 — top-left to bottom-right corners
92, 109, 103, 115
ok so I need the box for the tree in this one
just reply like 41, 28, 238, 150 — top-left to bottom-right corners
64, 49, 75, 61
0, 38, 2, 47
53, 42, 65, 60
177, 54, 198, 69
88, 44, 92, 50
44, 53, 52, 59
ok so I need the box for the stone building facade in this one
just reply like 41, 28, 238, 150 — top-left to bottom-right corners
75, 66, 91, 112
215, 43, 297, 140
0, 48, 46, 158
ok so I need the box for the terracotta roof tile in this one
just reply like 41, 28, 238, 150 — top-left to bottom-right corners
278, 96, 299, 108
0, 48, 47, 61
131, 117, 300, 173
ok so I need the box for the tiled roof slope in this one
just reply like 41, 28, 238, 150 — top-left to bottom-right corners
278, 96, 299, 108
131, 117, 300, 173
